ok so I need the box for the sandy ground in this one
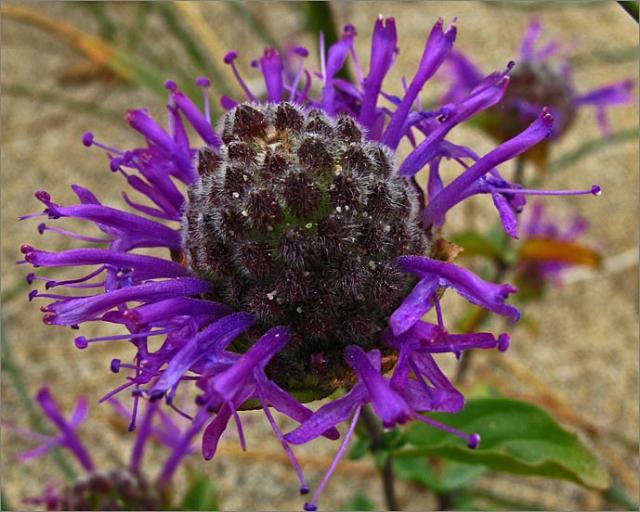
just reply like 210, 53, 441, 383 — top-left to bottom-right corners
1, 2, 638, 511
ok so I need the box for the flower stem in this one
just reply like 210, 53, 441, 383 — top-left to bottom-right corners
360, 405, 399, 511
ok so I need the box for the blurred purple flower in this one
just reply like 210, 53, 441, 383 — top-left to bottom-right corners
7, 387, 196, 509
441, 18, 634, 140
515, 202, 600, 293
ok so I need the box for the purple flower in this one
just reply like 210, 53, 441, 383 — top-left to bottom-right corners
6, 387, 197, 509
514, 202, 600, 292
19, 16, 599, 510
441, 18, 634, 141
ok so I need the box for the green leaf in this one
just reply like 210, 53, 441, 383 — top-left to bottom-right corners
396, 398, 610, 490
394, 457, 486, 493
179, 475, 218, 511
344, 493, 375, 511
451, 231, 512, 264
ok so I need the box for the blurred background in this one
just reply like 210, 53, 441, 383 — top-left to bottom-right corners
1, 1, 638, 510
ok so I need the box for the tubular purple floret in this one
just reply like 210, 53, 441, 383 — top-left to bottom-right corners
395, 256, 521, 321
43, 278, 213, 326
213, 326, 290, 402
398, 73, 511, 178
150, 312, 255, 397
259, 48, 284, 103
171, 89, 220, 147
358, 16, 398, 130
421, 107, 554, 228
382, 17, 457, 149
345, 346, 412, 428
223, 50, 257, 101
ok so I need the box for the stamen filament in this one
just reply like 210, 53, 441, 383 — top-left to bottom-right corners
304, 406, 362, 511
491, 185, 601, 196
259, 397, 309, 494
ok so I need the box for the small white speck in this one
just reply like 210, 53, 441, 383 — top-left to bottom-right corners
267, 225, 274, 231
232, 192, 240, 199
304, 271, 310, 277
334, 165, 342, 176
266, 291, 276, 301
296, 307, 303, 314
241, 210, 249, 217
305, 223, 313, 229
336, 206, 342, 213
344, 205, 350, 211
362, 212, 369, 218
368, 260, 376, 269
383, 224, 391, 233
242, 175, 248, 181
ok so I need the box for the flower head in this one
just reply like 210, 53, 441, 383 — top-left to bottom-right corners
441, 19, 634, 161
6, 387, 197, 510
20, 16, 599, 510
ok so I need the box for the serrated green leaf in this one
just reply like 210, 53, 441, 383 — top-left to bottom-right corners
395, 398, 610, 490
179, 475, 218, 511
